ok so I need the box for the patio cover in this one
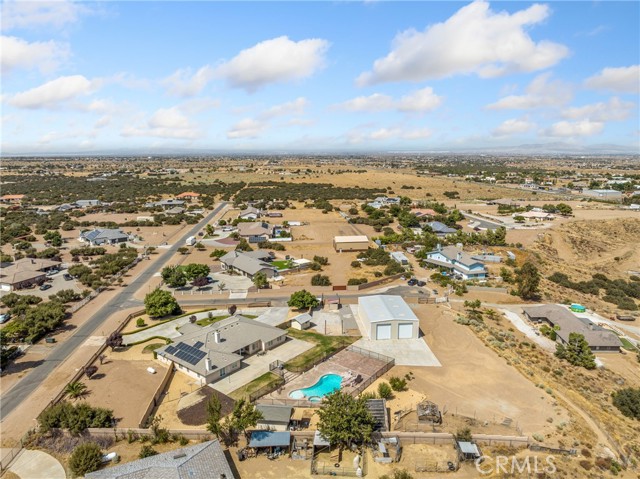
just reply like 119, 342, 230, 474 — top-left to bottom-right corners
313, 431, 330, 447
249, 431, 291, 448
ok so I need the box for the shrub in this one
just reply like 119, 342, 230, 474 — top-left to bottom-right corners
309, 262, 322, 271
313, 255, 329, 265
311, 274, 331, 286
389, 376, 407, 392
351, 261, 361, 268
455, 427, 472, 442
136, 318, 146, 328
38, 402, 115, 434
347, 278, 368, 286
377, 382, 393, 399
69, 442, 103, 477
612, 387, 640, 420
139, 445, 158, 458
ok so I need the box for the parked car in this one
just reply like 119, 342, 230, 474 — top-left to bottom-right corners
417, 280, 426, 287
407, 278, 418, 286
432, 289, 438, 296
0, 313, 11, 324
206, 276, 214, 284
39, 284, 52, 291
63, 273, 73, 281
46, 269, 58, 277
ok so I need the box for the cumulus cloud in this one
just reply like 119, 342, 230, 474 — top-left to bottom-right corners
492, 118, 535, 137
347, 126, 432, 143
9, 75, 96, 109
162, 66, 216, 97
1, 0, 92, 30
122, 107, 201, 140
216, 36, 329, 91
561, 97, 635, 122
487, 73, 572, 110
227, 97, 309, 139
337, 87, 442, 113
544, 120, 604, 137
357, 0, 569, 85
584, 65, 640, 94
1, 35, 70, 74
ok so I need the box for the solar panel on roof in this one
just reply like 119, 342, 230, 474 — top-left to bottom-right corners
176, 342, 188, 351
165, 345, 176, 354
194, 341, 204, 349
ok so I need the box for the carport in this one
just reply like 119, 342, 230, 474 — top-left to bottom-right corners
248, 431, 291, 456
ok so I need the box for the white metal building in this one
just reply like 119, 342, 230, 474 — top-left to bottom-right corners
358, 295, 419, 340
333, 235, 369, 252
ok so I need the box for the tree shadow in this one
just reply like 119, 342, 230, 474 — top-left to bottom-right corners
2, 359, 45, 375
90, 373, 106, 380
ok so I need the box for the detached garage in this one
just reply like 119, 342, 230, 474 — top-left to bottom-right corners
358, 295, 419, 340
333, 235, 369, 252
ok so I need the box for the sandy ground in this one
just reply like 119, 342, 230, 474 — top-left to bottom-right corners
359, 304, 567, 436
154, 370, 205, 429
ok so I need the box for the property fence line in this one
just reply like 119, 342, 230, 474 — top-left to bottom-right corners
138, 365, 175, 428
248, 375, 285, 403
529, 444, 577, 456
255, 397, 321, 408
311, 448, 367, 477
0, 440, 24, 474
345, 345, 394, 364
284, 343, 353, 374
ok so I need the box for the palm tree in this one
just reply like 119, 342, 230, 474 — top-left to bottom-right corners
65, 381, 88, 399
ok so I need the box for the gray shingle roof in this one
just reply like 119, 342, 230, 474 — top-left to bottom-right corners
237, 222, 271, 237
220, 251, 276, 276
85, 440, 235, 479
81, 229, 129, 242
426, 221, 457, 234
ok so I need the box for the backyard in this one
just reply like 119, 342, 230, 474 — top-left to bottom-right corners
284, 329, 358, 371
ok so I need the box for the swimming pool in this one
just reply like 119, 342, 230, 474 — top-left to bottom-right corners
289, 374, 342, 402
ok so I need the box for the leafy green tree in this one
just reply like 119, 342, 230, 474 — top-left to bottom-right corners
43, 230, 63, 247
49, 289, 82, 304
69, 442, 103, 477
516, 261, 540, 300
313, 255, 329, 265
177, 246, 189, 255
182, 263, 210, 281
38, 402, 114, 434
287, 290, 319, 310
65, 381, 88, 400
210, 249, 227, 259
612, 387, 640, 420
556, 203, 573, 216
144, 289, 181, 318
161, 265, 187, 288
311, 274, 331, 286
253, 271, 268, 289
206, 394, 223, 438
500, 267, 514, 284
463, 299, 481, 312
236, 238, 253, 252
555, 333, 596, 369
317, 391, 376, 457
224, 399, 262, 444
389, 376, 408, 392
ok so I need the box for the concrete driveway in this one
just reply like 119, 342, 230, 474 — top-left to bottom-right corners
9, 449, 65, 479
212, 338, 313, 395
354, 337, 441, 367
210, 272, 253, 291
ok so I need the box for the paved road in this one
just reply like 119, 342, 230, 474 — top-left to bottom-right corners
0, 203, 227, 422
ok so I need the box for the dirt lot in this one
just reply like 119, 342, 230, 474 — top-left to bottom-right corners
361, 304, 567, 436
82, 343, 170, 428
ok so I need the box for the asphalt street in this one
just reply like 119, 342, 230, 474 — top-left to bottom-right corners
0, 203, 227, 422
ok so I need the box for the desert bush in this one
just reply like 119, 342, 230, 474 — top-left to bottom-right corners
69, 442, 103, 477
377, 382, 393, 399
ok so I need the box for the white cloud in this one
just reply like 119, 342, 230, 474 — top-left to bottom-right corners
94, 116, 111, 129
122, 107, 201, 140
216, 36, 329, 91
492, 118, 535, 137
545, 120, 604, 137
227, 97, 309, 139
337, 87, 442, 113
177, 97, 221, 115
162, 66, 216, 97
357, 0, 569, 85
9, 75, 96, 109
1, 0, 92, 30
1, 35, 70, 74
347, 126, 432, 143
561, 97, 635, 122
487, 73, 572, 110
584, 65, 640, 94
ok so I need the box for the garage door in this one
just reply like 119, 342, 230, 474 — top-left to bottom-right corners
398, 323, 414, 339
376, 324, 392, 340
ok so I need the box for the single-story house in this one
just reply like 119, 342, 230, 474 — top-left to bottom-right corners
80, 228, 129, 246
256, 405, 293, 431
333, 235, 369, 252
156, 315, 287, 384
176, 191, 201, 199
85, 440, 235, 479
266, 211, 283, 218
522, 305, 621, 352
291, 313, 312, 330
411, 208, 438, 218
220, 251, 277, 279
165, 206, 185, 215
1, 257, 62, 290
515, 211, 555, 221
424, 245, 487, 280
57, 203, 76, 212
358, 295, 419, 340
237, 222, 272, 242
0, 194, 25, 204
74, 199, 102, 208
425, 221, 458, 237
144, 199, 185, 209
390, 251, 409, 265
238, 206, 262, 220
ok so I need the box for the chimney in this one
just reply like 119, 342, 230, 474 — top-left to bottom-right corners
436, 243, 442, 251
456, 252, 462, 261
205, 357, 212, 371
213, 331, 221, 344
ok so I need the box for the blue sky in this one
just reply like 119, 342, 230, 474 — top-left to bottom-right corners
1, 0, 639, 153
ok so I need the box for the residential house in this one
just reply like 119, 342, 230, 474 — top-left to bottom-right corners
358, 295, 420, 340
522, 304, 621, 352
85, 440, 235, 479
165, 206, 185, 215
176, 191, 201, 200
155, 315, 287, 384
80, 228, 129, 246
516, 211, 555, 221
0, 258, 61, 291
425, 221, 458, 237
0, 194, 25, 204
410, 208, 438, 218
144, 199, 185, 210
238, 206, 262, 220
74, 199, 102, 208
237, 221, 272, 243
424, 245, 487, 280
220, 251, 277, 279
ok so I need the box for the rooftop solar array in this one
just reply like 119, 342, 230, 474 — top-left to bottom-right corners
194, 341, 204, 348
164, 342, 206, 365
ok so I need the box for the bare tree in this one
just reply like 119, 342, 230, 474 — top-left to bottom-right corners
98, 354, 106, 365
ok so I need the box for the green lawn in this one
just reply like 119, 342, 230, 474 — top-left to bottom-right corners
619, 337, 639, 352
272, 260, 293, 270
196, 314, 230, 327
142, 343, 165, 353
228, 371, 283, 401
284, 329, 358, 372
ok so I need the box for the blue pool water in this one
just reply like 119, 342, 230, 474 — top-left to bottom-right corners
289, 374, 342, 402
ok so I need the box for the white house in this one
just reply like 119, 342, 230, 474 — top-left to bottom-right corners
390, 251, 409, 265
424, 245, 487, 280
358, 295, 419, 340
238, 206, 262, 220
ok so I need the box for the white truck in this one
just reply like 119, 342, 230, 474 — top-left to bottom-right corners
185, 236, 196, 246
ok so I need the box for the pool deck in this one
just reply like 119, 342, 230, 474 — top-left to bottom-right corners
266, 349, 388, 402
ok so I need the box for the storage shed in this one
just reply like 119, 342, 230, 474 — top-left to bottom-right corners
358, 295, 419, 340
291, 313, 312, 330
256, 405, 293, 431
333, 235, 369, 252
